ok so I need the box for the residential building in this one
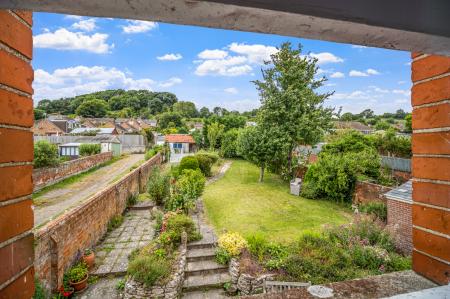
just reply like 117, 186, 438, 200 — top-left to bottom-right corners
70, 127, 118, 135
334, 121, 374, 135
75, 135, 122, 156
32, 119, 65, 136
165, 134, 196, 154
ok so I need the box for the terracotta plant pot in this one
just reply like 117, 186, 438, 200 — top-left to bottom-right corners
82, 252, 95, 270
69, 274, 88, 292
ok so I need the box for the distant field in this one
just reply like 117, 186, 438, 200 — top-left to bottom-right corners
203, 160, 351, 243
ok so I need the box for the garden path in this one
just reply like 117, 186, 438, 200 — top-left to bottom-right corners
34, 154, 144, 227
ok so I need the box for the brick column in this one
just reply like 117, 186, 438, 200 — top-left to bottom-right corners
0, 9, 35, 298
411, 53, 450, 285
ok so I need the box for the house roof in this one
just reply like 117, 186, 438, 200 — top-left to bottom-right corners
75, 135, 121, 144
384, 180, 412, 203
71, 127, 116, 134
165, 134, 195, 144
334, 121, 373, 131
32, 119, 65, 135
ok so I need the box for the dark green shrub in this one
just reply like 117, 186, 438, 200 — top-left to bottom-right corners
34, 140, 60, 168
220, 128, 240, 158
33, 278, 46, 299
165, 213, 200, 242
145, 145, 162, 160
147, 167, 170, 205
127, 255, 171, 287
178, 156, 199, 173
79, 143, 101, 156
359, 202, 387, 222
67, 262, 88, 283
167, 169, 206, 212
215, 247, 232, 265
196, 150, 219, 164
195, 154, 213, 177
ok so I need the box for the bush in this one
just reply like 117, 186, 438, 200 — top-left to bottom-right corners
147, 167, 170, 205
79, 143, 101, 156
34, 140, 60, 168
195, 154, 213, 177
359, 202, 387, 222
145, 145, 162, 160
218, 232, 247, 256
153, 209, 164, 233
127, 255, 172, 287
167, 169, 206, 212
164, 213, 200, 243
215, 247, 232, 265
220, 128, 240, 158
178, 156, 199, 173
196, 150, 219, 164
67, 262, 88, 283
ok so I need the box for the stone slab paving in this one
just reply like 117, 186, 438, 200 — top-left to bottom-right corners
74, 277, 123, 299
93, 210, 155, 276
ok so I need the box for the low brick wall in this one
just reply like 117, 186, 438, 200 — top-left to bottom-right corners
34, 153, 163, 292
387, 198, 412, 255
33, 152, 113, 191
353, 181, 393, 205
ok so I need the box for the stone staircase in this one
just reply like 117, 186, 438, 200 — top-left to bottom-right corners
181, 214, 230, 298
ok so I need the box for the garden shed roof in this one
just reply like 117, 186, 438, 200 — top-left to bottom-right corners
165, 134, 195, 144
384, 180, 412, 203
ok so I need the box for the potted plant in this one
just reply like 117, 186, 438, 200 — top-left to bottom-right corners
68, 262, 88, 292
58, 285, 74, 298
82, 248, 95, 270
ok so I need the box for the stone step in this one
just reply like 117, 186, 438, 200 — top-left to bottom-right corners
187, 240, 215, 250
129, 201, 154, 210
186, 247, 216, 262
181, 289, 229, 299
186, 260, 228, 276
183, 273, 231, 292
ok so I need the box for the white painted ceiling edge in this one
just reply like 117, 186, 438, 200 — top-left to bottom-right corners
1, 0, 450, 55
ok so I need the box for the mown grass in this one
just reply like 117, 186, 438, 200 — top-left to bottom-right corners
203, 160, 352, 243
33, 155, 125, 201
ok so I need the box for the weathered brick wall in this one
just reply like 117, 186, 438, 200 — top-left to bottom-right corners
387, 198, 412, 254
0, 9, 35, 299
353, 181, 393, 205
33, 152, 113, 191
411, 53, 450, 285
34, 153, 163, 292
392, 170, 412, 183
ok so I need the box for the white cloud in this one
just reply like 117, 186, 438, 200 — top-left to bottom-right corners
366, 68, 381, 75
331, 90, 372, 101
220, 99, 260, 112
224, 87, 238, 94
72, 18, 96, 32
330, 72, 345, 78
33, 28, 113, 54
405, 62, 411, 66
157, 53, 183, 61
122, 20, 158, 34
349, 70, 369, 77
228, 43, 277, 64
159, 77, 182, 88
195, 56, 251, 77
398, 80, 406, 85
392, 89, 411, 96
198, 49, 228, 60
33, 66, 156, 100
351, 45, 368, 49
309, 52, 344, 65
326, 83, 337, 87
65, 15, 84, 20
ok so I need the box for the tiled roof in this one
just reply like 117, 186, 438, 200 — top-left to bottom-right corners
334, 121, 373, 131
165, 134, 195, 144
32, 119, 65, 135
384, 180, 412, 203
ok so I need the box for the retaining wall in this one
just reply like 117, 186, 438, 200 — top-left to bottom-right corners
33, 152, 113, 191
34, 153, 163, 292
387, 198, 413, 254
353, 181, 393, 205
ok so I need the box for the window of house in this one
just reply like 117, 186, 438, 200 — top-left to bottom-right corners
173, 143, 182, 149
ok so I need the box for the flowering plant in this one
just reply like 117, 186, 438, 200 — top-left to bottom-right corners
218, 232, 247, 256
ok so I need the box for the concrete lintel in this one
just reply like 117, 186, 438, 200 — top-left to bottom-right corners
1, 0, 450, 55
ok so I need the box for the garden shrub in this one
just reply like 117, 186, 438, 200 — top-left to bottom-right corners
220, 128, 240, 158
127, 193, 138, 207
153, 209, 164, 233
178, 156, 199, 173
218, 232, 247, 256
34, 140, 60, 168
147, 166, 170, 205
145, 145, 162, 160
127, 255, 172, 287
167, 169, 206, 213
164, 213, 200, 243
196, 150, 219, 164
215, 247, 232, 265
359, 202, 387, 222
67, 262, 88, 282
195, 154, 213, 177
79, 143, 101, 156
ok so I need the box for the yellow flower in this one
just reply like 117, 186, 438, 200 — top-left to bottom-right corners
218, 232, 247, 256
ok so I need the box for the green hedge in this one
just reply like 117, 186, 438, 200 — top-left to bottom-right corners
79, 143, 101, 156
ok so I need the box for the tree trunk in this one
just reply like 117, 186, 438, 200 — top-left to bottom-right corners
259, 165, 265, 183
287, 150, 293, 179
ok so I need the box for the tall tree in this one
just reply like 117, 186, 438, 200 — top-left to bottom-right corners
207, 122, 224, 151
173, 101, 198, 118
75, 99, 109, 117
254, 42, 333, 178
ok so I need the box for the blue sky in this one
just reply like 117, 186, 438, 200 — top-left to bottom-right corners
32, 13, 412, 114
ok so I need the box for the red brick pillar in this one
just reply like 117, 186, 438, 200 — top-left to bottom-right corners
0, 9, 35, 299
411, 53, 450, 285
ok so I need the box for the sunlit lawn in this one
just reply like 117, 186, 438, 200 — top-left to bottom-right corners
203, 159, 352, 243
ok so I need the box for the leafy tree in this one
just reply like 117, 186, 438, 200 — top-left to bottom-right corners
34, 140, 59, 168
207, 122, 225, 151
404, 113, 412, 133
191, 129, 204, 148
173, 101, 198, 118
237, 126, 283, 182
34, 108, 46, 120
220, 128, 240, 158
254, 42, 333, 178
75, 99, 109, 117
358, 109, 375, 119
79, 143, 101, 156
157, 112, 183, 129
220, 114, 246, 131
199, 107, 211, 118
395, 109, 406, 119
374, 120, 391, 131
321, 130, 374, 155
340, 112, 355, 121
147, 167, 170, 205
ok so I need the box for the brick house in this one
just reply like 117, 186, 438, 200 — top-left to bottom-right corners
32, 119, 65, 136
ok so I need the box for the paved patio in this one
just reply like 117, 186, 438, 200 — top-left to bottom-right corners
93, 210, 155, 276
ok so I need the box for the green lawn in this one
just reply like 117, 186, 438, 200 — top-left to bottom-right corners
203, 160, 351, 243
